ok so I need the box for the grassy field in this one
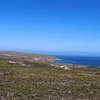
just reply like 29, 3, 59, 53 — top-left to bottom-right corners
0, 62, 100, 100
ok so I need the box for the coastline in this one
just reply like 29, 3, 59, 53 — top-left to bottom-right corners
51, 55, 100, 68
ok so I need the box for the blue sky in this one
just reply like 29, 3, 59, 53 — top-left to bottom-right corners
0, 0, 100, 55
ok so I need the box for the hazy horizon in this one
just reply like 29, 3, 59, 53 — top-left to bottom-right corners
0, 50, 100, 57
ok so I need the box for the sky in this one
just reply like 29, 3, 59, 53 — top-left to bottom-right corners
0, 0, 100, 56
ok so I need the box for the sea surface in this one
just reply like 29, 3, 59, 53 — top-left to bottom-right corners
54, 56, 100, 67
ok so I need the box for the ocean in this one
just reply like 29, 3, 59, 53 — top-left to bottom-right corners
54, 56, 100, 67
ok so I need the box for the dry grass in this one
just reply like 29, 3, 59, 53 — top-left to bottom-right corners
0, 63, 100, 100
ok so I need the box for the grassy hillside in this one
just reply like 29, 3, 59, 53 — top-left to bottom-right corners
0, 62, 100, 100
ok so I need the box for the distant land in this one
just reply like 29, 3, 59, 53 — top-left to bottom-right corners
0, 51, 100, 67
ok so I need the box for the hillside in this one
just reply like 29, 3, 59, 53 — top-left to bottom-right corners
0, 61, 100, 100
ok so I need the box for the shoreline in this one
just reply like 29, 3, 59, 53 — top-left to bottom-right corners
50, 56, 100, 68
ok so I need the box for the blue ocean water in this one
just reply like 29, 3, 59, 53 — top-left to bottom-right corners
55, 56, 100, 67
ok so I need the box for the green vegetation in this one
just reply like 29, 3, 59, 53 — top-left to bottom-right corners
0, 62, 100, 100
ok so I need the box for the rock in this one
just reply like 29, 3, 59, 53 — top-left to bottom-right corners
0, 72, 4, 75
